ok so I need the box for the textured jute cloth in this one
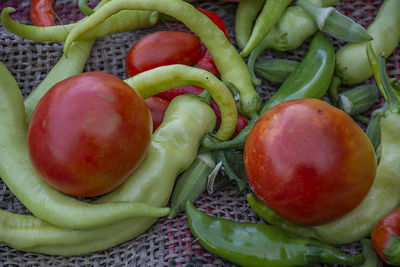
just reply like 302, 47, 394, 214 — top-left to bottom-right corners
0, 0, 399, 266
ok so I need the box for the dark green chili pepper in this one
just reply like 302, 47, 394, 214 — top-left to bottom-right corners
260, 31, 335, 113
203, 31, 335, 151
185, 201, 365, 267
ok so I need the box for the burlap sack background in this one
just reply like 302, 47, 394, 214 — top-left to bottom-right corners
0, 0, 398, 266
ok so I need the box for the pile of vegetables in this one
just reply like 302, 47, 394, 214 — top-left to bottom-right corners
0, 0, 400, 265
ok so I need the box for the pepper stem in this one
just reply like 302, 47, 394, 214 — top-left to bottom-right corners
306, 240, 365, 266
202, 117, 258, 151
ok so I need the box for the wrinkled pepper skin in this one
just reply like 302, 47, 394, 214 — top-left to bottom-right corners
185, 202, 364, 267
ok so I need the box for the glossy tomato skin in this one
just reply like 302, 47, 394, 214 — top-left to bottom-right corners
145, 96, 170, 132
28, 72, 152, 197
125, 31, 202, 77
244, 98, 376, 226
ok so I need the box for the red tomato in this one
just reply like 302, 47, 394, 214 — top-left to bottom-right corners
244, 98, 376, 226
28, 72, 152, 197
371, 207, 400, 264
145, 96, 170, 132
125, 31, 202, 77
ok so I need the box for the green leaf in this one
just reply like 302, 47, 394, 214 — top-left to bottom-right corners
212, 149, 249, 191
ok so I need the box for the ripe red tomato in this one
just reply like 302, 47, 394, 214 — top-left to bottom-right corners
244, 98, 376, 226
125, 31, 202, 77
145, 96, 170, 132
28, 72, 152, 197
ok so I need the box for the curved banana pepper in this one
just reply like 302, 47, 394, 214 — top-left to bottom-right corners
62, 0, 260, 119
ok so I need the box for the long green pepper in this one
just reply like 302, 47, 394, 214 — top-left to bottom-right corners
240, 0, 292, 57
185, 202, 364, 267
234, 0, 265, 50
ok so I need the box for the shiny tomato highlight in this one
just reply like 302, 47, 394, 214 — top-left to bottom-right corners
244, 98, 376, 226
125, 31, 202, 77
28, 72, 152, 197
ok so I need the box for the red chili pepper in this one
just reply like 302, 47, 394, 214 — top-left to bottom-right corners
197, 8, 229, 39
145, 96, 170, 132
30, 0, 55, 27
155, 86, 204, 101
194, 8, 230, 77
371, 207, 400, 265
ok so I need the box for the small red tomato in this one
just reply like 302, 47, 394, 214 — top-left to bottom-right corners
244, 98, 376, 226
28, 72, 152, 197
371, 207, 400, 264
125, 31, 202, 77
145, 96, 170, 132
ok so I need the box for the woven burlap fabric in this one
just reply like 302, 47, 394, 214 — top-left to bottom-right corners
0, 0, 398, 266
